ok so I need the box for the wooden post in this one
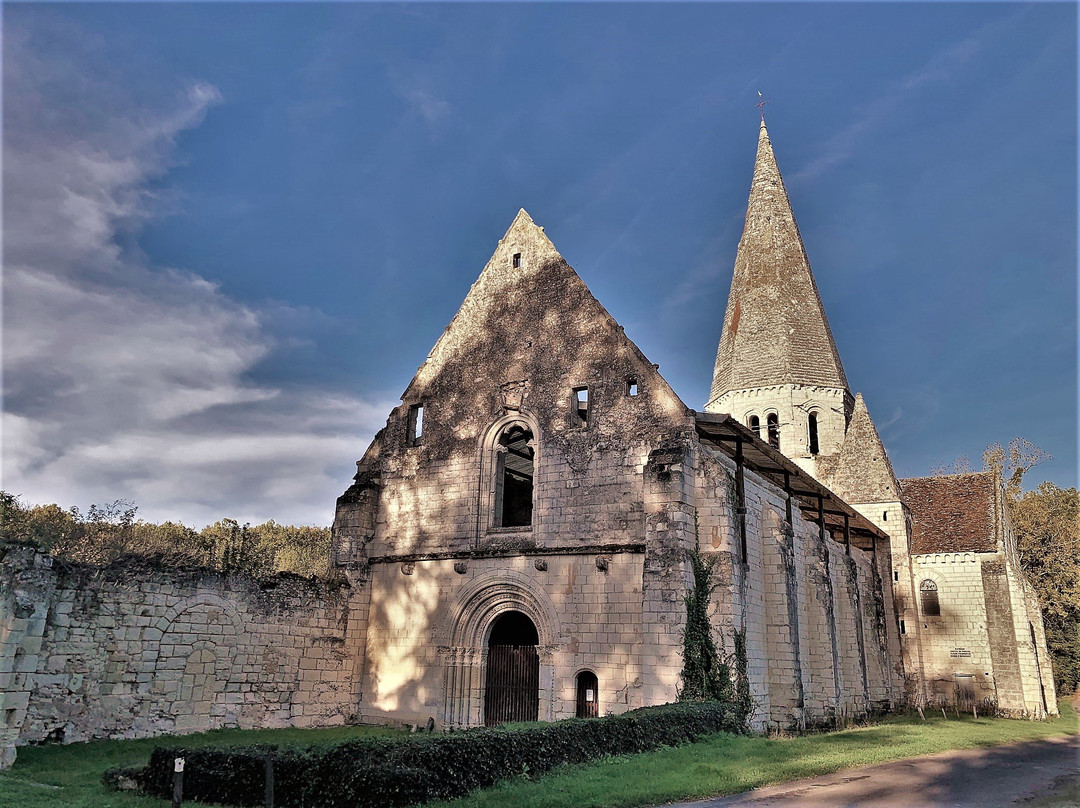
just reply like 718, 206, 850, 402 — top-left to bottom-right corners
172, 757, 184, 808
264, 754, 274, 808
816, 495, 825, 543
843, 513, 851, 556
783, 471, 792, 527
735, 437, 747, 563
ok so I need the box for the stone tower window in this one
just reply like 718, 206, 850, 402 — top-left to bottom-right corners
920, 580, 940, 617
495, 424, 534, 528
748, 415, 760, 438
512, 252, 522, 268
766, 413, 780, 449
627, 379, 638, 397
407, 403, 424, 446
572, 387, 589, 426
808, 412, 819, 455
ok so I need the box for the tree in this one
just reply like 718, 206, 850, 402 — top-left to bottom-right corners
1011, 482, 1080, 694
1, 491, 333, 580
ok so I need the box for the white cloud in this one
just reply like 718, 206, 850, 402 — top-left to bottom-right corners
2, 21, 394, 527
790, 33, 984, 185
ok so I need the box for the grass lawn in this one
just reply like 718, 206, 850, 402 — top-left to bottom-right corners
0, 724, 402, 808
436, 700, 1079, 808
0, 702, 1075, 808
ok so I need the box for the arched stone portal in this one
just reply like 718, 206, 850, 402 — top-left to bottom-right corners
484, 611, 539, 725
437, 572, 560, 729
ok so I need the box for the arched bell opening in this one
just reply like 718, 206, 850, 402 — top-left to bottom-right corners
483, 610, 539, 725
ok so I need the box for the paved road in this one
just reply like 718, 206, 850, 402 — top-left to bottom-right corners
664, 735, 1079, 808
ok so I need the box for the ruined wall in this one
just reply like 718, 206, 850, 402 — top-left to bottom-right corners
0, 544, 364, 758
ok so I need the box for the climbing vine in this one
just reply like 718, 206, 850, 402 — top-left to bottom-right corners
679, 550, 752, 729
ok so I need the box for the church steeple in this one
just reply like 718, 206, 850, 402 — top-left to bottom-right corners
707, 120, 848, 406
705, 119, 852, 477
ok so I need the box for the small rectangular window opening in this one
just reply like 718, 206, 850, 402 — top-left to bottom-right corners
893, 570, 899, 583
407, 403, 424, 445
627, 379, 639, 397
900, 619, 906, 635
573, 387, 589, 426
512, 253, 522, 268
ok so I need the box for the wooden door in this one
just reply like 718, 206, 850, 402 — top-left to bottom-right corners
484, 645, 539, 725
576, 671, 599, 718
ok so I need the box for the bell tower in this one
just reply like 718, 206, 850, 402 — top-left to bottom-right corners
705, 119, 852, 479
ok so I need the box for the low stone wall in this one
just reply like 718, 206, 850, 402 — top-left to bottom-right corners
0, 543, 364, 768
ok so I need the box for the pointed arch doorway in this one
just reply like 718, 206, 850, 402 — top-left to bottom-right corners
484, 611, 539, 725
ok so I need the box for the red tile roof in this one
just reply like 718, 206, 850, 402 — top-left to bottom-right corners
899, 472, 998, 554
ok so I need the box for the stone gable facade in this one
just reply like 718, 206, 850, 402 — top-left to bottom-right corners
332, 208, 901, 732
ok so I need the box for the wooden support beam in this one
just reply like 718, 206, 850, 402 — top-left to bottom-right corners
783, 470, 792, 526
735, 437, 747, 563
816, 494, 825, 544
844, 513, 851, 556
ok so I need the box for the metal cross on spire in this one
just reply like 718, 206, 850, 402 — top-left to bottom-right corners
756, 90, 769, 121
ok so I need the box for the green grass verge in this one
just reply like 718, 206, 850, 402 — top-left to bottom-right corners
0, 724, 401, 808
1, 703, 1075, 808
434, 700, 1079, 808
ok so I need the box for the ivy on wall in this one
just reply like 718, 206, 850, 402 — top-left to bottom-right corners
679, 550, 752, 727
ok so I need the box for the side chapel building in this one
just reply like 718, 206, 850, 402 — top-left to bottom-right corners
331, 119, 1057, 731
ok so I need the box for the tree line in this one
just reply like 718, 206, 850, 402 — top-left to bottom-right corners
0, 492, 332, 580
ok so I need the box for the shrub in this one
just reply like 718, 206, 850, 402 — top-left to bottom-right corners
138, 701, 744, 807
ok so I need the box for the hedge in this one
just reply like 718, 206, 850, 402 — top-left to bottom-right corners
135, 700, 745, 807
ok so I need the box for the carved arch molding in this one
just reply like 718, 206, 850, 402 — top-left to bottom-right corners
436, 571, 562, 728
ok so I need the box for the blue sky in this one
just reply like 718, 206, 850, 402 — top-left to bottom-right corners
3, 2, 1076, 526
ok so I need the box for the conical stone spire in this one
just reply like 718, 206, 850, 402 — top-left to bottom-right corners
707, 120, 848, 406
819, 393, 902, 504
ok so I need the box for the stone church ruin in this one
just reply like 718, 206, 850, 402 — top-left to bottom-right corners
0, 119, 1057, 767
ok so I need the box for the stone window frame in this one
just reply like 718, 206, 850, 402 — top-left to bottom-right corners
570, 386, 591, 429
919, 578, 942, 618
806, 408, 821, 455
479, 412, 540, 535
406, 402, 424, 446
764, 410, 781, 450
745, 411, 761, 440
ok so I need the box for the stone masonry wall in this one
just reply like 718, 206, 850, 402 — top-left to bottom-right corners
358, 551, 648, 728
0, 544, 364, 764
696, 446, 899, 732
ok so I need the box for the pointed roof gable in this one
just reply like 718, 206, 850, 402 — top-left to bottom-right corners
708, 120, 848, 404
820, 393, 902, 504
403, 209, 687, 416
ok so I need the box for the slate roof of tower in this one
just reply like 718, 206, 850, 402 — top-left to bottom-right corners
899, 472, 999, 554
708, 120, 848, 404
818, 393, 902, 504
